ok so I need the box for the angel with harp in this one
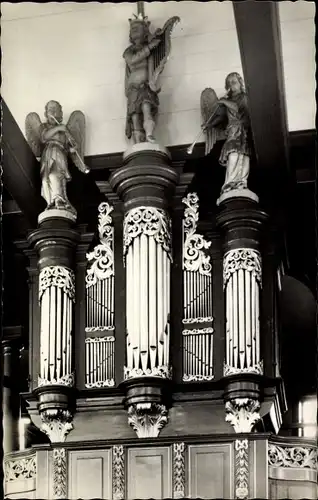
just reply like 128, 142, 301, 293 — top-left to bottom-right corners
196, 72, 252, 197
123, 12, 180, 144
25, 100, 89, 215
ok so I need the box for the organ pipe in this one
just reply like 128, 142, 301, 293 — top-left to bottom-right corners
223, 248, 263, 376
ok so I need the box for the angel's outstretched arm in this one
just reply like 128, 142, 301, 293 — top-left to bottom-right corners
218, 98, 238, 113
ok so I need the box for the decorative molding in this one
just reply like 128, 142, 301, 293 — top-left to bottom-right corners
124, 365, 172, 380
128, 403, 168, 438
225, 398, 261, 433
182, 327, 213, 335
182, 193, 211, 275
85, 379, 115, 388
85, 326, 115, 332
235, 439, 249, 500
112, 445, 125, 500
268, 444, 317, 469
86, 202, 114, 288
5, 454, 36, 482
223, 360, 263, 377
85, 336, 115, 343
41, 409, 73, 443
38, 372, 75, 388
52, 448, 67, 499
223, 248, 262, 288
182, 316, 213, 324
39, 266, 75, 301
173, 442, 186, 499
182, 374, 214, 382
123, 206, 172, 258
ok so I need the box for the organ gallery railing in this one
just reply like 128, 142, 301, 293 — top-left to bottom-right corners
182, 193, 214, 381
85, 202, 115, 387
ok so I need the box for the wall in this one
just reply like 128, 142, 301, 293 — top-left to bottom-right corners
1, 1, 315, 157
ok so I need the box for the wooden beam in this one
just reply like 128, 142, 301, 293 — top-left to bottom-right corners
2, 99, 45, 227
233, 2, 289, 171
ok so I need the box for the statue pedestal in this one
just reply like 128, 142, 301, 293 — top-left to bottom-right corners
123, 141, 171, 161
38, 208, 77, 225
217, 188, 259, 206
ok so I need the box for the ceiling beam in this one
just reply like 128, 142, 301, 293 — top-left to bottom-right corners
2, 99, 45, 227
233, 2, 289, 172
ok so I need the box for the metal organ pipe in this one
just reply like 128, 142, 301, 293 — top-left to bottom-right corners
223, 249, 262, 375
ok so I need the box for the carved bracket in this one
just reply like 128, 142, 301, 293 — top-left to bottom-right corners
128, 402, 168, 438
41, 409, 73, 443
225, 398, 261, 433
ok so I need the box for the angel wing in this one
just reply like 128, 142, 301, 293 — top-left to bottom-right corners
67, 110, 88, 173
148, 16, 180, 93
201, 88, 227, 156
25, 112, 43, 158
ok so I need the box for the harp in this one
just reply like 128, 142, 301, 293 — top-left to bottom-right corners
148, 16, 180, 93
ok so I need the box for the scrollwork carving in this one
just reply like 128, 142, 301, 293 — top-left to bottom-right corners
128, 402, 168, 438
112, 445, 125, 500
53, 448, 67, 499
41, 409, 73, 443
124, 365, 172, 380
182, 316, 213, 324
182, 193, 211, 275
173, 442, 186, 499
225, 398, 261, 433
223, 248, 262, 288
268, 444, 317, 469
86, 202, 114, 288
38, 372, 75, 388
182, 374, 214, 382
182, 327, 213, 335
39, 266, 75, 301
123, 206, 172, 257
235, 439, 249, 500
223, 360, 263, 377
5, 454, 36, 482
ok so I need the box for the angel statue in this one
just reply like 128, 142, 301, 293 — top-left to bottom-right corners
123, 13, 180, 144
189, 72, 252, 199
25, 100, 90, 215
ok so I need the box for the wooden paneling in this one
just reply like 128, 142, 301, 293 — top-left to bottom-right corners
270, 478, 318, 500
69, 449, 111, 500
127, 447, 172, 500
188, 443, 233, 498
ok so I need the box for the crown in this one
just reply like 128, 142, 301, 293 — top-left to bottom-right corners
129, 13, 150, 26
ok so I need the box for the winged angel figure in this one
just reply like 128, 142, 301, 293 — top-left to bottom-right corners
25, 101, 90, 215
123, 13, 180, 144
200, 72, 252, 196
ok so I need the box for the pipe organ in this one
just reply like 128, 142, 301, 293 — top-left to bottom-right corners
124, 206, 172, 379
223, 248, 263, 376
85, 202, 115, 387
182, 193, 214, 381
38, 266, 75, 387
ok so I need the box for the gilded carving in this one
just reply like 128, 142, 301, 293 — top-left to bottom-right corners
225, 398, 261, 433
41, 409, 73, 443
235, 439, 249, 500
112, 445, 125, 500
128, 402, 168, 438
123, 206, 171, 257
173, 442, 186, 499
53, 448, 67, 499
223, 248, 262, 288
86, 202, 114, 287
268, 444, 317, 469
39, 266, 75, 301
182, 193, 212, 275
5, 454, 36, 482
